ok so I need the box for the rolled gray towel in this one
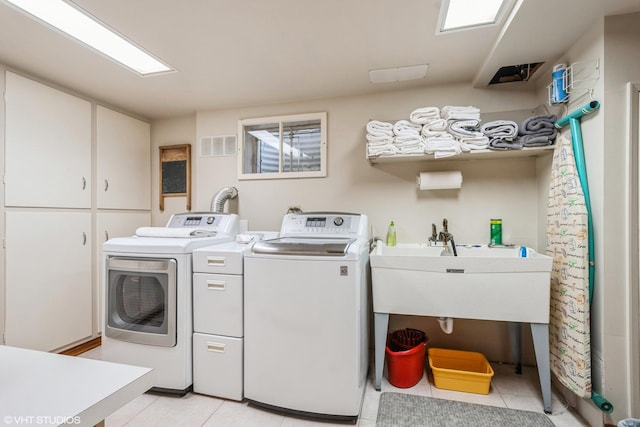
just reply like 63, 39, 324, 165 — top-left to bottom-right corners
515, 133, 557, 147
481, 120, 518, 139
488, 138, 523, 150
518, 114, 557, 135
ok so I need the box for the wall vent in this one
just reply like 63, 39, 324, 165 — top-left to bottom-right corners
200, 135, 237, 157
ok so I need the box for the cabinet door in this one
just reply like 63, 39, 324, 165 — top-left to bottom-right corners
94, 211, 151, 334
96, 106, 151, 210
5, 71, 91, 208
5, 210, 92, 351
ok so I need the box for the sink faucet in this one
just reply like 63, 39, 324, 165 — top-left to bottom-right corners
429, 223, 438, 244
437, 218, 457, 256
438, 218, 453, 243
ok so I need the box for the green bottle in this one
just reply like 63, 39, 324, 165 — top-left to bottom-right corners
386, 221, 397, 246
490, 218, 502, 245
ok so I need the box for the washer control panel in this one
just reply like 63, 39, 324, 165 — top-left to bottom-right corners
280, 213, 367, 238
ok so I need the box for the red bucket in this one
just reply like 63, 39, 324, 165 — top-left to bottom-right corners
386, 330, 427, 388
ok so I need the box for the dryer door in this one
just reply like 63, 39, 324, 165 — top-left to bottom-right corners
105, 257, 177, 347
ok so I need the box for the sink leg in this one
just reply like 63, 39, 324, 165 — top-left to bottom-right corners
374, 312, 389, 391
508, 322, 522, 374
531, 323, 552, 414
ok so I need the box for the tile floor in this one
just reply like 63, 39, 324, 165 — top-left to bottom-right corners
81, 347, 588, 426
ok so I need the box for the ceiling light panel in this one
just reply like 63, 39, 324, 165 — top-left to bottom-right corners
369, 64, 429, 83
4, 0, 173, 75
438, 0, 509, 33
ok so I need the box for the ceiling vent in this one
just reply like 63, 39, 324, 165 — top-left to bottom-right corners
489, 62, 543, 85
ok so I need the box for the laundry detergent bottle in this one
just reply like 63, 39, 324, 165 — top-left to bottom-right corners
386, 221, 397, 246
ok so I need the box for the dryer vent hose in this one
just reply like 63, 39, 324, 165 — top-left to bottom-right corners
210, 186, 238, 213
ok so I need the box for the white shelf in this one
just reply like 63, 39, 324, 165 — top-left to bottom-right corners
367, 145, 554, 164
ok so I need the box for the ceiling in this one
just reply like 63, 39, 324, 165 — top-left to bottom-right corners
0, 0, 639, 120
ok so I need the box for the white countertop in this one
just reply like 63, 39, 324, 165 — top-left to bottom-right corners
0, 345, 154, 427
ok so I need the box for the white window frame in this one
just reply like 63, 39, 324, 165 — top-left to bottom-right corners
237, 112, 327, 180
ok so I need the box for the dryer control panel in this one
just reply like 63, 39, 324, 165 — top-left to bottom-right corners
280, 212, 368, 239
167, 212, 240, 234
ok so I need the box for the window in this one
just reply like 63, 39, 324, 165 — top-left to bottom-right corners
238, 112, 327, 180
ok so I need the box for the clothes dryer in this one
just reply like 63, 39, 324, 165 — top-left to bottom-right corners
102, 212, 239, 395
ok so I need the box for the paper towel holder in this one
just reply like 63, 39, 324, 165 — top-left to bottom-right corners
416, 170, 463, 190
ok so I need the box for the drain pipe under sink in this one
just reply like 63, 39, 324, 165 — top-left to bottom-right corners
437, 317, 454, 334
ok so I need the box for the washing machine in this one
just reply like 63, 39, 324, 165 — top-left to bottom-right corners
101, 212, 239, 395
243, 212, 369, 421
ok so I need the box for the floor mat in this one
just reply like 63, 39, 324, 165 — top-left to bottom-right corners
376, 392, 554, 427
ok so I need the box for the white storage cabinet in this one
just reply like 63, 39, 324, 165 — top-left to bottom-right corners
96, 106, 151, 210
192, 243, 246, 401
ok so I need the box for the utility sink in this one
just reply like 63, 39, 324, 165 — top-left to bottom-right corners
370, 243, 553, 323
371, 243, 552, 273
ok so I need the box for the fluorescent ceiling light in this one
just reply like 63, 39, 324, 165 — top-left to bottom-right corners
369, 64, 428, 83
5, 0, 173, 75
438, 0, 507, 32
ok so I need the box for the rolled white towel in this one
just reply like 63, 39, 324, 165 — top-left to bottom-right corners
394, 133, 424, 145
441, 105, 481, 121
447, 119, 483, 139
393, 119, 422, 136
366, 134, 394, 145
481, 120, 518, 139
366, 120, 394, 136
367, 143, 399, 157
420, 119, 448, 137
409, 107, 440, 124
425, 137, 462, 158
459, 136, 490, 151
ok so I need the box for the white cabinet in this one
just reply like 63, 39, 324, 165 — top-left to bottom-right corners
94, 211, 151, 334
2, 73, 151, 352
192, 244, 245, 401
4, 71, 91, 208
96, 106, 151, 210
4, 210, 92, 352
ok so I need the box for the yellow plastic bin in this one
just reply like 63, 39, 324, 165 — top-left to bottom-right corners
428, 348, 494, 394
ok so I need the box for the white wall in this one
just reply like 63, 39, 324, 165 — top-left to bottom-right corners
601, 11, 640, 423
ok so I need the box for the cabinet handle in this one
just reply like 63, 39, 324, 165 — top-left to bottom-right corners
104, 231, 109, 242
207, 280, 226, 290
104, 179, 109, 192
207, 342, 226, 353
206, 256, 226, 266
82, 232, 87, 246
82, 177, 86, 190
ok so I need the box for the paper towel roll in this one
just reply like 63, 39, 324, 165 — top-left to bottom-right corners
416, 171, 462, 190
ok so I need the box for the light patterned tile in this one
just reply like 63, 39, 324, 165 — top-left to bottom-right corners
202, 400, 284, 427
105, 393, 158, 427
491, 363, 541, 397
125, 392, 222, 427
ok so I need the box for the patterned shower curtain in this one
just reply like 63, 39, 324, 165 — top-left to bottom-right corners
546, 133, 592, 398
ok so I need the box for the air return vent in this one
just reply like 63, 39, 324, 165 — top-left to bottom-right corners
200, 135, 237, 157
489, 62, 543, 85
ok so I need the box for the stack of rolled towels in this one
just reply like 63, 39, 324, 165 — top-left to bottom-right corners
365, 120, 397, 156
514, 114, 558, 147
482, 120, 519, 150
442, 106, 488, 152
365, 107, 559, 158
